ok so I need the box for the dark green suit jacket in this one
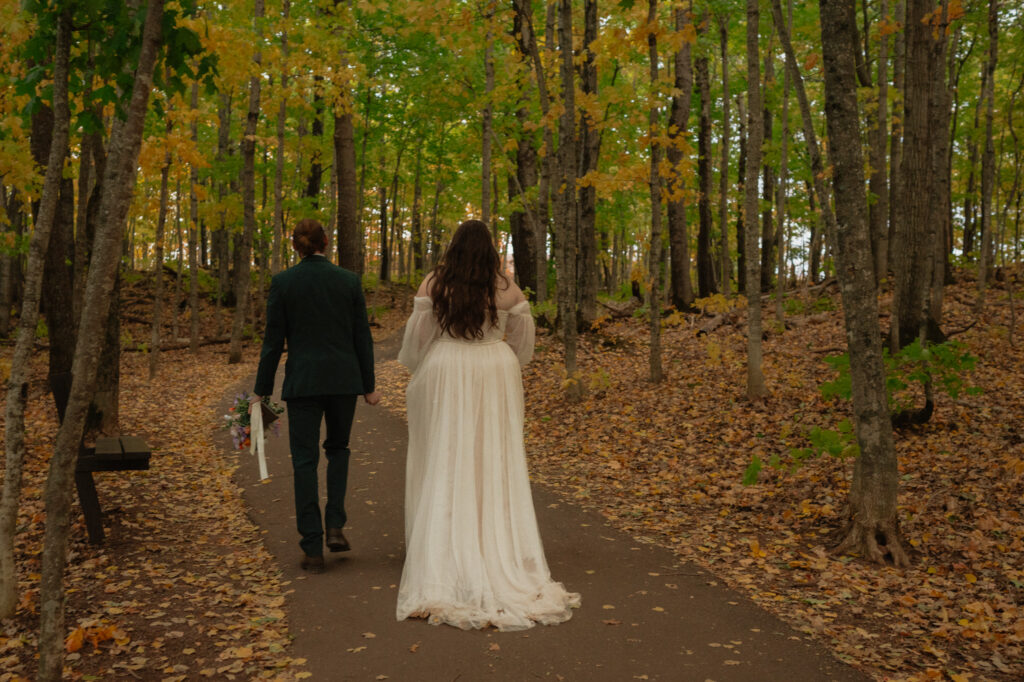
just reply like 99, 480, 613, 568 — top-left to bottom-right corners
254, 256, 375, 400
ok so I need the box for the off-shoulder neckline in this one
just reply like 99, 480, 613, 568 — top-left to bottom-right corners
412, 296, 530, 314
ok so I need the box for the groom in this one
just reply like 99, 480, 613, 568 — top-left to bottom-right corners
252, 218, 380, 574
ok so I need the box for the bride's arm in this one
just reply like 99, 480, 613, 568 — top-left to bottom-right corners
504, 299, 535, 367
398, 284, 439, 372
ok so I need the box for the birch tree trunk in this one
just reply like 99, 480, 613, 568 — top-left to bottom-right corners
230, 0, 265, 364
647, 0, 664, 383
819, 0, 907, 568
37, 2, 165, 675
0, 7, 72, 621
744, 0, 768, 401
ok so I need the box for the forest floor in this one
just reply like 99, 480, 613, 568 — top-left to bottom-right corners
0, 269, 1021, 681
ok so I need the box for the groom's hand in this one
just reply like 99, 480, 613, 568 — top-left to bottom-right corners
249, 395, 263, 415
363, 391, 381, 406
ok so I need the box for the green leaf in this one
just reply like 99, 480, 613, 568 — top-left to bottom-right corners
742, 455, 762, 486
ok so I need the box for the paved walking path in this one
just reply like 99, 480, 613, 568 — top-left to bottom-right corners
226, 338, 870, 681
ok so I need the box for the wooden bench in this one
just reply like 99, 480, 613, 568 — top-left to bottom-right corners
50, 373, 152, 545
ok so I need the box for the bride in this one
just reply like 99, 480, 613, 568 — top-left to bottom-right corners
396, 219, 580, 631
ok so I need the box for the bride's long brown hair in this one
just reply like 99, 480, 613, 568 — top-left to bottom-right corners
430, 219, 506, 340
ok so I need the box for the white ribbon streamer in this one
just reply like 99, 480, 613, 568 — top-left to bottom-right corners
250, 401, 269, 481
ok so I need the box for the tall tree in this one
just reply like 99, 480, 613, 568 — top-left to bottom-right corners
556, 0, 580, 399
647, 0, 664, 383
150, 123, 172, 380
577, 0, 600, 327
717, 12, 732, 298
695, 49, 716, 297
869, 0, 891, 282
975, 0, 997, 312
229, 0, 265, 364
819, 0, 907, 567
666, 2, 695, 310
37, 2, 167, 674
0, 6, 72, 621
892, 0, 939, 348
743, 0, 768, 400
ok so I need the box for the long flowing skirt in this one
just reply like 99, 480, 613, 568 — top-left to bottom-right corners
396, 338, 580, 631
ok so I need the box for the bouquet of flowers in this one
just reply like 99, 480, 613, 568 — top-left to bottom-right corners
224, 392, 284, 450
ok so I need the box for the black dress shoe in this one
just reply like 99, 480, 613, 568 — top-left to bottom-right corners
326, 528, 351, 553
300, 554, 325, 574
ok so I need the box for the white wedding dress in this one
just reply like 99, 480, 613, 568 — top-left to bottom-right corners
396, 296, 580, 631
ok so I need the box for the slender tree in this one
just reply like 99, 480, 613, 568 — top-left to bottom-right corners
975, 0, 997, 312
229, 0, 265, 363
744, 0, 768, 400
647, 0, 664, 383
0, 6, 72, 621
556, 0, 580, 399
38, 2, 166, 674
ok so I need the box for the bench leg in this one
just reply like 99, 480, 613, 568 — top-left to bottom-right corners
74, 471, 105, 545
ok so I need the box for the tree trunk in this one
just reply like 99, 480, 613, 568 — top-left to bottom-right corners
188, 80, 201, 353
928, 0, 951, 322
760, 54, 775, 293
892, 0, 937, 349
975, 0, 997, 312
378, 183, 389, 280
648, 0, 664, 383
335, 107, 360, 273
411, 141, 424, 274
819, 0, 907, 568
0, 7, 72, 621
40, 145, 77, 381
577, 0, 600, 328
744, 0, 768, 400
869, 0, 890, 283
481, 2, 495, 225
307, 83, 324, 208
230, 0, 264, 364
695, 53, 717, 297
736, 96, 748, 291
963, 88, 981, 258
667, 3, 695, 310
774, 0, 793, 322
37, 2, 164, 675
888, 0, 905, 269
215, 90, 233, 316
557, 0, 580, 400
515, 0, 553, 303
272, 0, 289, 274
150, 132, 172, 379
717, 13, 732, 299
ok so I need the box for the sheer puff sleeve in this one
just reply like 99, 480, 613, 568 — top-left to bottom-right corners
398, 297, 440, 372
504, 300, 535, 367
